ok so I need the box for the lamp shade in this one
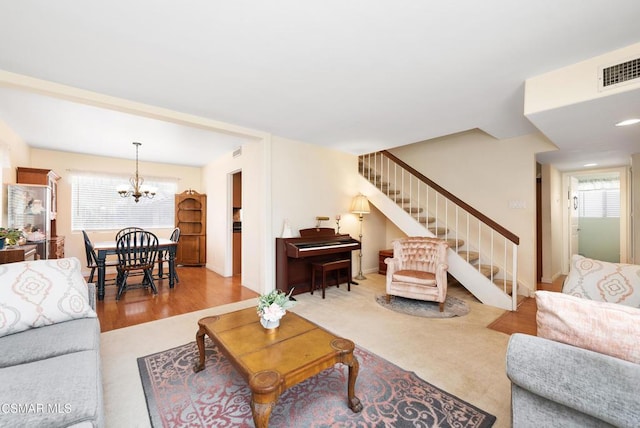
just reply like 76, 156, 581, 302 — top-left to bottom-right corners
350, 194, 370, 214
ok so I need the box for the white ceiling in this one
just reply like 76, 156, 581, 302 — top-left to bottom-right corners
0, 1, 640, 169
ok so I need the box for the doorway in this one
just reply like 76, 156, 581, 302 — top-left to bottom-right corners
563, 167, 628, 270
232, 171, 242, 276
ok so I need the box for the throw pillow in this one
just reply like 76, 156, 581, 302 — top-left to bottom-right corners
562, 254, 640, 308
0, 257, 96, 338
536, 290, 640, 364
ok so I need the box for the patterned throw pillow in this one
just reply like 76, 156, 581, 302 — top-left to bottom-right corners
562, 255, 640, 308
0, 257, 96, 338
536, 290, 640, 364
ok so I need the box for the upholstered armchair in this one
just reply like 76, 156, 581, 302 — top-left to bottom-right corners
384, 237, 449, 311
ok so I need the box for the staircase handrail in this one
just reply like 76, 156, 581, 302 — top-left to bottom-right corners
380, 150, 519, 245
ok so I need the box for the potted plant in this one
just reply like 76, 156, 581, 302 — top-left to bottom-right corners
0, 228, 24, 249
256, 288, 296, 330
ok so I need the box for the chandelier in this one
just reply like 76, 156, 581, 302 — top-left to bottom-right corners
117, 142, 156, 203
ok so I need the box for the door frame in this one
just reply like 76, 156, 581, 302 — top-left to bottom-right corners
225, 168, 242, 277
561, 166, 630, 273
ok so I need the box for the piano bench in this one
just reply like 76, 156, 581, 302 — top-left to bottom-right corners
310, 259, 352, 299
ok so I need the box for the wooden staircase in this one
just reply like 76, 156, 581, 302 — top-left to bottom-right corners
358, 152, 520, 310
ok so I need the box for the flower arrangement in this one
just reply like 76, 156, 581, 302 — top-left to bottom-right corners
0, 228, 24, 246
257, 288, 296, 322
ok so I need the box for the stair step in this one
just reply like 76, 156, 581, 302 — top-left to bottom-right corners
393, 197, 411, 204
428, 226, 448, 235
359, 164, 376, 173
413, 215, 435, 224
445, 238, 465, 249
404, 207, 424, 214
458, 251, 480, 262
493, 279, 513, 295
478, 265, 500, 277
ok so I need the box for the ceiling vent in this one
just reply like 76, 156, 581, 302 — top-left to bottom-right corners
232, 147, 242, 158
599, 57, 640, 91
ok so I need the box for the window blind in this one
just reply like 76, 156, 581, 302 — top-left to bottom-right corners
577, 178, 620, 218
70, 171, 178, 231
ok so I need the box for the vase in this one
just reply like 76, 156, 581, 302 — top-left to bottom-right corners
260, 316, 281, 330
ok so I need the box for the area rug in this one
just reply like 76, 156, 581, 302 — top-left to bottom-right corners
375, 295, 470, 318
138, 338, 496, 427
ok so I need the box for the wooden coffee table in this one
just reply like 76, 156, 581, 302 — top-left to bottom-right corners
193, 307, 363, 427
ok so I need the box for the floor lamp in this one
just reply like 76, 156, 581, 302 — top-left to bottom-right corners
350, 193, 370, 280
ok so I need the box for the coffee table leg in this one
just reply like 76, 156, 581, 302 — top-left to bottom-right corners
331, 338, 363, 413
346, 356, 363, 412
249, 370, 282, 428
193, 324, 207, 373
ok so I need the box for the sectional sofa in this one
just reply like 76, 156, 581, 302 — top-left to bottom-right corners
506, 286, 640, 428
0, 257, 103, 427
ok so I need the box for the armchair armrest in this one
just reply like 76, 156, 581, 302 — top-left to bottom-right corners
385, 257, 401, 279
435, 262, 449, 290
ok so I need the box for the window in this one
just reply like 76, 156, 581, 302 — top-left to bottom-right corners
71, 171, 178, 231
577, 177, 620, 218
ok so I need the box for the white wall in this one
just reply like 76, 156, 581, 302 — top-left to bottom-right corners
28, 148, 201, 271
540, 163, 563, 282
525, 42, 640, 114
202, 135, 388, 295
389, 129, 556, 293
0, 120, 30, 226
270, 136, 387, 278
202, 137, 268, 294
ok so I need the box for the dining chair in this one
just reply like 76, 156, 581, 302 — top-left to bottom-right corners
168, 227, 180, 283
115, 230, 159, 300
115, 227, 144, 242
155, 227, 180, 283
82, 230, 119, 284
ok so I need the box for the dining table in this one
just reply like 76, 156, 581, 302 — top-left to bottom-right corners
93, 238, 178, 300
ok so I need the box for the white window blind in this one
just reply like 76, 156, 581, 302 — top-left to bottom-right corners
71, 171, 178, 231
577, 178, 620, 218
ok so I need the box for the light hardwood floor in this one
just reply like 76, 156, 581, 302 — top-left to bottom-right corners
95, 267, 258, 332
487, 276, 564, 335
95, 267, 563, 334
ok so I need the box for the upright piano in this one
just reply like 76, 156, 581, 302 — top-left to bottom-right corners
276, 228, 361, 295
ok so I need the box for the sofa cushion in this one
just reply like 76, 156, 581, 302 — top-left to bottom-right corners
536, 290, 640, 364
0, 257, 96, 338
0, 349, 103, 427
0, 317, 100, 368
392, 269, 437, 286
507, 333, 640, 428
562, 254, 640, 308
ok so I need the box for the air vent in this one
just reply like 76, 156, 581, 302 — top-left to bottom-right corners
232, 147, 242, 158
600, 57, 640, 90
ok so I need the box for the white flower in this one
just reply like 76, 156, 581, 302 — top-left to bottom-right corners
261, 302, 286, 322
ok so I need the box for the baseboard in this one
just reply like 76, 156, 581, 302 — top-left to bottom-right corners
541, 270, 563, 284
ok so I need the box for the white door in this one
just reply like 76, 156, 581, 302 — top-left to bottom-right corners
569, 176, 580, 258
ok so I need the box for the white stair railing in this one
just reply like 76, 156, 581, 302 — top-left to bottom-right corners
360, 151, 520, 310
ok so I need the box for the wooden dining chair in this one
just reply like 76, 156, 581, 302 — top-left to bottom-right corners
168, 227, 180, 283
82, 230, 119, 284
156, 227, 180, 283
115, 230, 159, 300
115, 227, 144, 242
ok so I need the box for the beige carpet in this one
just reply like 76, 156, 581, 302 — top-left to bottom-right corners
101, 273, 511, 427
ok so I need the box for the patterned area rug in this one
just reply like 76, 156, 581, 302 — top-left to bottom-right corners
138, 338, 495, 427
376, 295, 470, 318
